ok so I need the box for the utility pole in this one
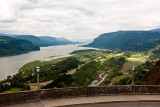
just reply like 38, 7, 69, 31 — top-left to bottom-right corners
36, 67, 40, 90
131, 66, 135, 86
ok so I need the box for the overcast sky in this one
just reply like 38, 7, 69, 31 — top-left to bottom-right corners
0, 0, 160, 40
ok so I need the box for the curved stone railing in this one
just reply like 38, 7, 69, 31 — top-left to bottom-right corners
1, 85, 160, 106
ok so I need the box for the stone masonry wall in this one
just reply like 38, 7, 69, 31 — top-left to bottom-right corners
0, 85, 160, 106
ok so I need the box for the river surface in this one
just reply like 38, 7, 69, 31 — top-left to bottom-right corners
0, 44, 96, 80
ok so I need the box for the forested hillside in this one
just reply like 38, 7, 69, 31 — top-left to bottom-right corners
0, 36, 40, 57
15, 35, 65, 47
86, 31, 160, 52
0, 33, 79, 47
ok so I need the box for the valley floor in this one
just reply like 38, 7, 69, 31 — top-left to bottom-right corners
0, 50, 154, 93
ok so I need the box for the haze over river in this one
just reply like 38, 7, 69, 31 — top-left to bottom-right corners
0, 44, 96, 80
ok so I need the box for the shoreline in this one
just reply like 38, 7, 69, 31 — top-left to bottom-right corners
0, 44, 95, 80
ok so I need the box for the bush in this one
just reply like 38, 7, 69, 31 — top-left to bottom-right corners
44, 61, 100, 88
103, 78, 111, 84
115, 76, 132, 85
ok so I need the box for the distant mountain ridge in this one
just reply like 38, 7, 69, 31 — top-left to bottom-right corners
56, 37, 74, 44
0, 33, 79, 47
86, 30, 160, 52
0, 36, 39, 57
150, 28, 160, 32
38, 36, 64, 46
72, 38, 94, 43
15, 35, 50, 47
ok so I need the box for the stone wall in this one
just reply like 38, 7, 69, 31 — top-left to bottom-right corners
1, 85, 160, 106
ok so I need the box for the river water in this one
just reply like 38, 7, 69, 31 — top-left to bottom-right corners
0, 44, 96, 80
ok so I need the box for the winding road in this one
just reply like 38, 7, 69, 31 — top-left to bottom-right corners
88, 72, 109, 87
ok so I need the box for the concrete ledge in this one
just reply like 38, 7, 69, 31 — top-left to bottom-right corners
1, 85, 160, 106
3, 95, 160, 107
63, 100, 160, 107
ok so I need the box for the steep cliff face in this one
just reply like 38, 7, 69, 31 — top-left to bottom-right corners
142, 60, 160, 85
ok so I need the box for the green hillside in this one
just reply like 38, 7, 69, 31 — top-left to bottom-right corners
0, 36, 40, 57
0, 33, 79, 47
86, 31, 160, 52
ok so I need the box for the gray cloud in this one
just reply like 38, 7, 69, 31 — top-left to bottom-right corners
0, 0, 160, 40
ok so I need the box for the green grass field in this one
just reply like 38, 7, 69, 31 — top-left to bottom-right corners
19, 50, 110, 74
105, 54, 116, 59
120, 61, 142, 73
2, 88, 24, 93
109, 53, 148, 85
127, 54, 148, 62
75, 55, 91, 63
19, 57, 67, 73
113, 74, 132, 83
120, 53, 148, 73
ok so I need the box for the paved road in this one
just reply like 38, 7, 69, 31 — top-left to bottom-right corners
99, 72, 105, 79
66, 61, 91, 75
89, 70, 111, 87
88, 72, 108, 87
4, 95, 160, 107
109, 81, 114, 86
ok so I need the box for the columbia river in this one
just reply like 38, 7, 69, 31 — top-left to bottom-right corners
0, 44, 95, 80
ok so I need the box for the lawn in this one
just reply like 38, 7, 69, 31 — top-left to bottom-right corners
127, 54, 148, 62
75, 55, 91, 62
105, 54, 116, 59
120, 61, 143, 73
121, 53, 148, 73
3, 88, 24, 93
104, 52, 124, 59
